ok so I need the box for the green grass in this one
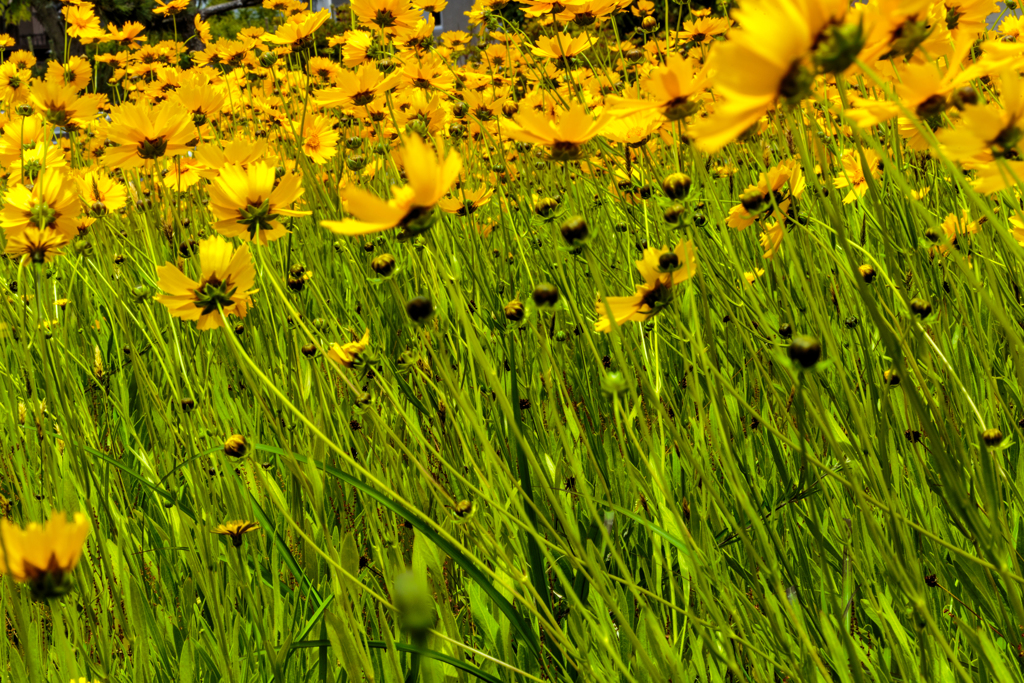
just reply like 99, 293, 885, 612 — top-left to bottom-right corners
6, 41, 1024, 683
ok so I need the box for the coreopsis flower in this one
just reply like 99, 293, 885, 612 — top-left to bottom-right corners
77, 171, 128, 217
531, 32, 593, 60
296, 113, 339, 164
832, 148, 883, 203
212, 521, 259, 548
208, 162, 309, 243
175, 73, 227, 126
0, 62, 30, 102
9, 50, 34, 70
8, 144, 67, 186
595, 239, 697, 332
29, 80, 105, 130
314, 64, 400, 109
322, 134, 461, 237
0, 512, 91, 599
342, 30, 375, 67
606, 53, 710, 121
691, 0, 853, 153
351, 0, 422, 36
1, 169, 82, 241
153, 0, 190, 16
45, 57, 93, 91
64, 2, 105, 43
155, 236, 257, 331
328, 329, 370, 367
104, 100, 199, 170
0, 34, 13, 49
103, 22, 147, 47
6, 227, 67, 264
726, 160, 805, 230
264, 9, 330, 46
438, 186, 493, 215
931, 212, 978, 257
601, 109, 664, 146
503, 102, 610, 161
194, 14, 213, 43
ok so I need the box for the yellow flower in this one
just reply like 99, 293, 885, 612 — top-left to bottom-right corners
208, 161, 309, 244
45, 57, 93, 91
607, 53, 710, 121
315, 64, 400, 109
692, 0, 850, 153
1, 169, 82, 241
595, 239, 697, 332
77, 170, 128, 216
212, 521, 260, 548
351, 0, 422, 36
323, 134, 461, 237
531, 32, 592, 59
153, 0, 190, 16
6, 228, 67, 264
832, 148, 882, 204
264, 9, 331, 45
104, 100, 199, 170
64, 3, 105, 43
726, 160, 805, 230
155, 236, 257, 331
29, 79, 105, 130
296, 113, 340, 165
0, 512, 91, 599
328, 329, 370, 367
503, 102, 610, 161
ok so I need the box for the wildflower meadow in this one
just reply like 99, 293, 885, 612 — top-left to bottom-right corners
3, 0, 1024, 681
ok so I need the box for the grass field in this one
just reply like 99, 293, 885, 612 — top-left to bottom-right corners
3, 0, 1024, 681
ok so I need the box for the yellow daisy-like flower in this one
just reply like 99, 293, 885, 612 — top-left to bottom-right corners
208, 161, 310, 244
264, 9, 330, 45
0, 512, 91, 599
6, 227, 67, 265
77, 170, 128, 216
212, 521, 260, 548
328, 329, 370, 368
1, 169, 82, 241
153, 0, 190, 16
103, 100, 199, 170
503, 102, 611, 161
323, 134, 461, 237
155, 236, 257, 331
595, 240, 697, 332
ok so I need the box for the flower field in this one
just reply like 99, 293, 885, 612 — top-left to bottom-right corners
4, 0, 1024, 680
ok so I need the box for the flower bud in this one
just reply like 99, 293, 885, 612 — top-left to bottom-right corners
224, 434, 248, 458
661, 173, 691, 199
560, 215, 588, 244
778, 323, 793, 339
534, 196, 559, 217
858, 264, 876, 283
982, 428, 1004, 446
406, 295, 434, 323
787, 335, 821, 368
663, 204, 685, 224
259, 51, 278, 67
504, 299, 525, 322
371, 253, 396, 277
532, 282, 559, 307
501, 101, 519, 118
641, 15, 658, 31
910, 297, 932, 317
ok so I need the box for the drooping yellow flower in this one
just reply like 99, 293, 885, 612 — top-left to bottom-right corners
323, 134, 461, 237
328, 329, 370, 367
595, 240, 697, 332
6, 227, 67, 264
503, 102, 610, 160
1, 169, 82, 241
155, 236, 257, 331
208, 161, 309, 243
726, 160, 806, 230
212, 521, 260, 548
104, 100, 199, 170
606, 53, 710, 121
0, 512, 91, 599
691, 0, 852, 153
29, 79, 105, 130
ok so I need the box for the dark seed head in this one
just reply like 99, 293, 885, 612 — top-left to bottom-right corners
787, 335, 821, 368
